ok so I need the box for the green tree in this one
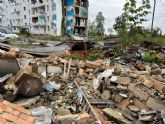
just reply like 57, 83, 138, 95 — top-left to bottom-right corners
88, 22, 97, 36
114, 0, 151, 49
95, 12, 105, 35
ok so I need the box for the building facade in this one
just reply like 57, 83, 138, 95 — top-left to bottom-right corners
1, 0, 88, 38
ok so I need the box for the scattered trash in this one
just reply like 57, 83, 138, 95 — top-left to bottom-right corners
43, 81, 61, 92
32, 106, 52, 124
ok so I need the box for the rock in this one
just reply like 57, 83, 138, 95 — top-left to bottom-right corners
47, 66, 62, 74
128, 105, 140, 112
114, 94, 123, 103
85, 68, 94, 73
15, 96, 40, 108
110, 76, 118, 83
161, 109, 165, 123
0, 94, 3, 102
114, 64, 122, 75
116, 77, 131, 85
57, 106, 72, 116
38, 66, 46, 74
129, 74, 138, 79
103, 108, 129, 124
16, 74, 43, 97
88, 73, 93, 80
151, 68, 161, 75
85, 61, 101, 68
135, 62, 146, 71
101, 90, 111, 100
139, 115, 154, 121
145, 65, 151, 73
105, 77, 111, 86
79, 112, 90, 119
128, 83, 150, 101
161, 69, 165, 77
117, 85, 128, 91
122, 108, 136, 121
139, 76, 154, 88
79, 68, 84, 76
146, 97, 165, 111
55, 114, 79, 124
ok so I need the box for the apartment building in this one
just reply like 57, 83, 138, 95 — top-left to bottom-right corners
0, 0, 4, 26
1, 0, 88, 38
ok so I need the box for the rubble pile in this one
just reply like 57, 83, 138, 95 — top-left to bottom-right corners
0, 46, 165, 124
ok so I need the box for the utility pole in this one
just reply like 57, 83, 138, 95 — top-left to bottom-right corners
151, 0, 156, 32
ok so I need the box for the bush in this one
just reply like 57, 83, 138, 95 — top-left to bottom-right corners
143, 50, 156, 62
20, 28, 30, 36
143, 50, 165, 64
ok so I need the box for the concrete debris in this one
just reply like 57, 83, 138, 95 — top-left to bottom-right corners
0, 43, 164, 124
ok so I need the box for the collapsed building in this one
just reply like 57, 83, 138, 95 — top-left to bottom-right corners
0, 0, 89, 39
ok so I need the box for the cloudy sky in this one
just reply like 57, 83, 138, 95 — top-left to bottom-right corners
89, 0, 165, 34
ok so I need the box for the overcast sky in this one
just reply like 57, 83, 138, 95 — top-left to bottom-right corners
89, 0, 165, 34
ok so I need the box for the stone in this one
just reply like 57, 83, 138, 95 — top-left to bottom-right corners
114, 64, 122, 75
88, 73, 93, 80
47, 66, 62, 74
85, 61, 101, 68
129, 74, 138, 79
133, 98, 149, 111
56, 114, 79, 124
57, 106, 71, 116
139, 115, 154, 121
117, 85, 128, 91
135, 62, 146, 71
79, 68, 84, 76
14, 96, 40, 108
38, 66, 46, 74
146, 97, 165, 111
128, 83, 150, 101
103, 108, 128, 124
101, 90, 111, 100
117, 99, 130, 109
116, 77, 131, 85
151, 68, 161, 75
128, 105, 140, 112
15, 74, 43, 97
122, 108, 136, 121
139, 76, 154, 88
105, 77, 111, 86
114, 94, 123, 103
110, 76, 118, 83
161, 69, 165, 77
153, 80, 165, 93
145, 65, 151, 73
0, 94, 3, 102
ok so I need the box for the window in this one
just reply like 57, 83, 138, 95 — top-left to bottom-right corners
24, 7, 26, 11
24, 15, 26, 19
47, 16, 49, 21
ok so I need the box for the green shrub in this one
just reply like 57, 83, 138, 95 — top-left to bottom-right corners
143, 50, 165, 64
143, 50, 156, 62
20, 28, 31, 36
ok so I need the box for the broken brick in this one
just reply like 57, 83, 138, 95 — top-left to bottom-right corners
153, 80, 165, 93
85, 60, 101, 68
133, 98, 149, 111
146, 97, 165, 111
19, 113, 35, 123
128, 83, 150, 101
1, 113, 18, 123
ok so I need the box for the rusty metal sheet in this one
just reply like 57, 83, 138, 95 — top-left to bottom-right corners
0, 59, 20, 77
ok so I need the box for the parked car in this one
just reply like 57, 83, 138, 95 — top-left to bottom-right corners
0, 28, 18, 39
